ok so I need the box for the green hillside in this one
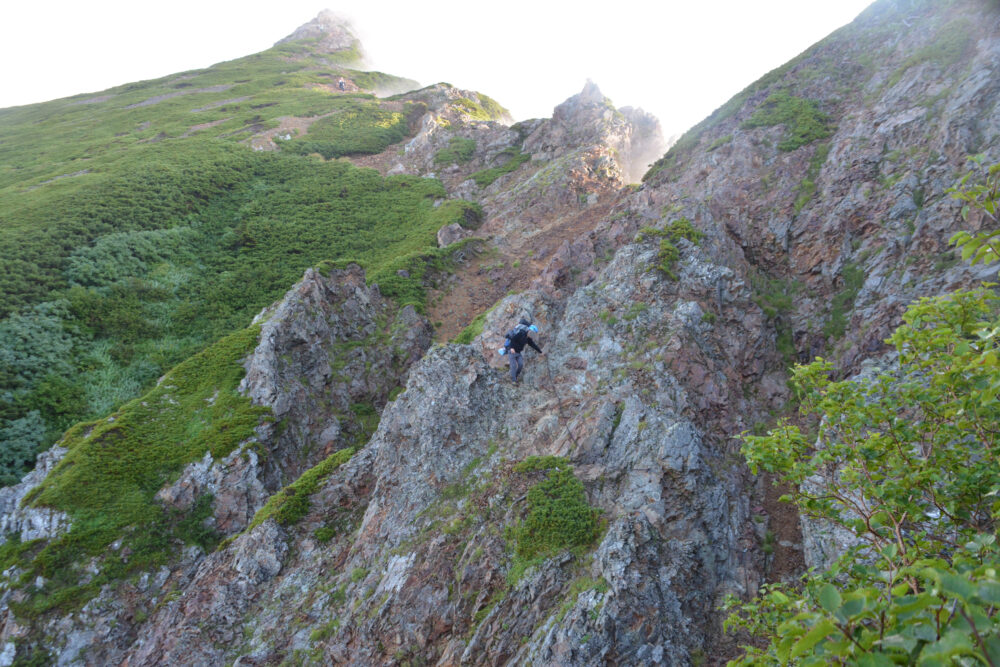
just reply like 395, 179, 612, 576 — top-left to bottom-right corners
0, 37, 481, 482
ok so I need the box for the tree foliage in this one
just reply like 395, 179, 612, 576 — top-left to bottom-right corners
727, 287, 1000, 665
949, 159, 1000, 269
725, 165, 1000, 665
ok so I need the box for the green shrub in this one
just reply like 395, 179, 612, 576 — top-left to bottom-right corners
750, 273, 803, 366
726, 288, 1000, 665
470, 148, 531, 187
10, 325, 267, 617
507, 456, 601, 583
793, 142, 831, 214
742, 92, 832, 152
707, 134, 733, 151
887, 17, 975, 88
429, 199, 483, 230
637, 218, 703, 280
453, 297, 501, 345
822, 262, 865, 339
433, 137, 477, 165
452, 95, 508, 121
245, 447, 355, 531
0, 145, 474, 458
0, 412, 46, 486
282, 99, 412, 158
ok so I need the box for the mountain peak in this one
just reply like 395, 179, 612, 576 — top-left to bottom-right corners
274, 10, 363, 58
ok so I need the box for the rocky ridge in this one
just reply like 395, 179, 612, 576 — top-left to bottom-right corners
1, 1, 999, 665
274, 10, 363, 59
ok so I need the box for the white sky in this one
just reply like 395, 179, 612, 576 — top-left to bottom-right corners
0, 1, 874, 139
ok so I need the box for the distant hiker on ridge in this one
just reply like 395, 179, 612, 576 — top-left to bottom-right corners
498, 317, 542, 383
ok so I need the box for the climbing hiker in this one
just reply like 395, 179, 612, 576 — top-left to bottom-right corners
498, 317, 542, 383
337, 77, 347, 91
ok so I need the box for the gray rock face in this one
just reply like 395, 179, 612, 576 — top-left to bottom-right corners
0, 446, 70, 544
155, 448, 268, 535
114, 205, 773, 664
274, 10, 362, 58
436, 222, 470, 247
4, 1, 1000, 665
639, 0, 1000, 376
0, 265, 433, 666
241, 263, 433, 487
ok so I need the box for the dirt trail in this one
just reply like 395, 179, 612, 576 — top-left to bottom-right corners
340, 122, 625, 342
428, 196, 620, 341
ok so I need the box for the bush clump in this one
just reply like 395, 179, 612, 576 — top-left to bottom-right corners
283, 99, 412, 158
508, 456, 601, 582
433, 136, 477, 166
742, 91, 832, 152
470, 147, 531, 187
245, 447, 355, 531
637, 217, 703, 280
9, 325, 267, 617
822, 262, 865, 340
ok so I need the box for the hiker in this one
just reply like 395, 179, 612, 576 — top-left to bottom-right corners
337, 77, 346, 91
498, 317, 543, 383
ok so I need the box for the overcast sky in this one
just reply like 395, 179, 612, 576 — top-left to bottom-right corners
1, 0, 874, 139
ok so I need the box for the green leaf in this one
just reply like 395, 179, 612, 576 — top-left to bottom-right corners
856, 653, 896, 667
840, 592, 867, 619
917, 628, 975, 663
892, 582, 911, 597
939, 573, 973, 601
880, 633, 919, 653
790, 619, 837, 658
818, 583, 842, 613
977, 580, 1000, 604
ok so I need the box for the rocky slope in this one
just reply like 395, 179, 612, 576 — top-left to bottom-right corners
1, 1, 999, 665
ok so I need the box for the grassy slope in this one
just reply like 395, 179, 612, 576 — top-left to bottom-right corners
0, 32, 500, 621
6, 326, 267, 618
0, 39, 479, 480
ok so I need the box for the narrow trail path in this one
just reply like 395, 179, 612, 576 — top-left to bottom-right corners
427, 196, 619, 341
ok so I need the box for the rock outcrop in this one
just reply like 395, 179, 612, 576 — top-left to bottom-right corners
2, 1, 999, 664
275, 10, 363, 59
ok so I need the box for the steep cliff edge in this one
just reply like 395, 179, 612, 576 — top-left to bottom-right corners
1, 1, 999, 665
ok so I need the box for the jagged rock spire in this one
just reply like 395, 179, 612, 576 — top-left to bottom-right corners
274, 9, 364, 59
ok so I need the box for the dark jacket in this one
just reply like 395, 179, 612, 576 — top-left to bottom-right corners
504, 321, 542, 354
506, 334, 541, 354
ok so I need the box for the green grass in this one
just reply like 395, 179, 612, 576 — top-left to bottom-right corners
823, 262, 866, 339
243, 447, 355, 533
452, 297, 502, 344
507, 457, 601, 584
886, 17, 975, 88
429, 199, 483, 230
433, 136, 477, 166
636, 218, 703, 280
453, 312, 490, 345
707, 134, 733, 151
281, 97, 416, 158
470, 148, 531, 187
793, 142, 831, 214
0, 120, 472, 468
741, 92, 832, 152
0, 22, 505, 635
10, 325, 267, 617
750, 273, 803, 367
452, 95, 509, 121
642, 46, 817, 182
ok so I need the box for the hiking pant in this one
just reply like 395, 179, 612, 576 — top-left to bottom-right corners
508, 351, 524, 382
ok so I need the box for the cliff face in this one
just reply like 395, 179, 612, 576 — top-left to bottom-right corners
1, 1, 999, 665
